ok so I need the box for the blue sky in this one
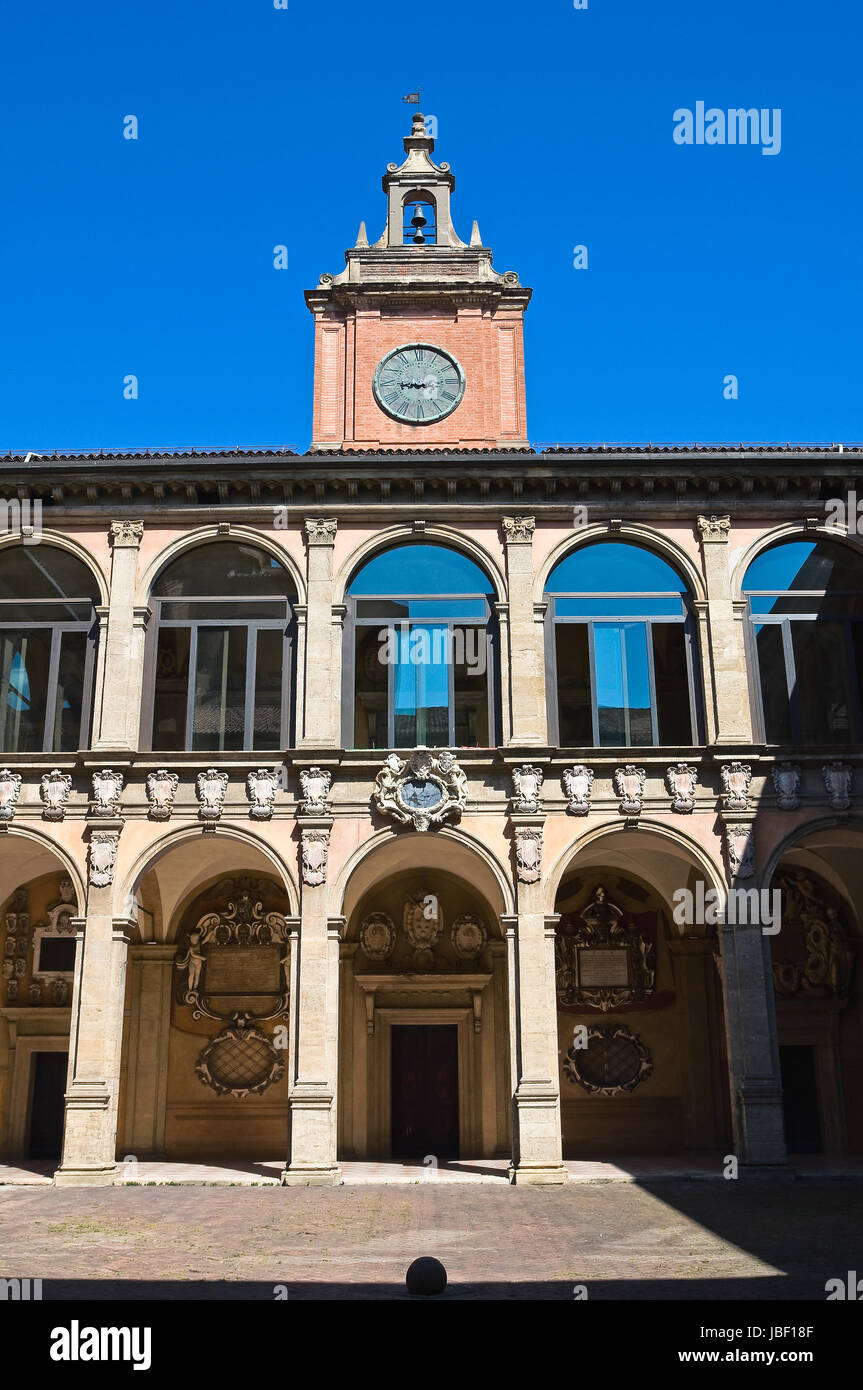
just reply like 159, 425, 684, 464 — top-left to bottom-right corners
1, 0, 860, 452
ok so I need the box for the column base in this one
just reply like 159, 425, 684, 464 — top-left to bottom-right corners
280, 1165, 342, 1187
508, 1161, 569, 1186
53, 1164, 120, 1188
737, 1163, 795, 1181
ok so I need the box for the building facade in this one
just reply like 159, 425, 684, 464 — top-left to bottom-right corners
1, 116, 862, 1185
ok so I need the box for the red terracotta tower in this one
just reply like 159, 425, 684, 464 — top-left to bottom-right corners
306, 114, 531, 452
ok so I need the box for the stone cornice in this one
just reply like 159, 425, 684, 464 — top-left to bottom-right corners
2, 447, 863, 514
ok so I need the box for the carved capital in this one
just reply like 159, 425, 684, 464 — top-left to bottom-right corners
109, 520, 144, 547
501, 515, 535, 543
304, 517, 338, 545
696, 514, 731, 543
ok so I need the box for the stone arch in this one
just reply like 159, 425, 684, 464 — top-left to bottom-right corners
135, 524, 306, 607
534, 523, 707, 606
759, 814, 863, 908
0, 530, 109, 605
731, 522, 863, 599
332, 824, 514, 922
545, 817, 727, 924
116, 823, 300, 931
0, 826, 86, 914
333, 524, 506, 606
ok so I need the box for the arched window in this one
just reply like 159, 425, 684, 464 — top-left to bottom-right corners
743, 538, 863, 744
0, 545, 99, 752
545, 542, 700, 746
345, 543, 495, 749
146, 543, 296, 751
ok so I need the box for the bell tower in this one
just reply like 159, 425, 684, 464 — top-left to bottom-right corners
306, 114, 531, 452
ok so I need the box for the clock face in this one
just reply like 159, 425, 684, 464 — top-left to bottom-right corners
373, 343, 465, 424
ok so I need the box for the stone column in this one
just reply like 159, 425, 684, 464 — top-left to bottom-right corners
717, 823, 788, 1168
696, 515, 753, 744
301, 518, 339, 747
283, 820, 341, 1184
505, 814, 567, 1184
501, 517, 546, 745
93, 521, 145, 751
55, 829, 131, 1185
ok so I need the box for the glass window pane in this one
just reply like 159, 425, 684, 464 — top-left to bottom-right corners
754, 623, 792, 743
153, 543, 295, 598
453, 627, 488, 747
547, 542, 686, 595
159, 600, 286, 621
791, 620, 853, 744
554, 624, 592, 744
54, 630, 88, 752
394, 623, 449, 748
0, 631, 51, 752
253, 628, 283, 750
152, 627, 191, 751
0, 602, 92, 624
744, 539, 863, 594
348, 544, 491, 597
192, 627, 247, 751
0, 546, 99, 602
594, 623, 652, 746
652, 623, 693, 744
353, 626, 389, 749
555, 596, 683, 618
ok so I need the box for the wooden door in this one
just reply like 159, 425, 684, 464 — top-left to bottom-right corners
391, 1025, 459, 1160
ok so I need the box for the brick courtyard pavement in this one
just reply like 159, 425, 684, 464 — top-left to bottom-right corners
0, 1179, 860, 1299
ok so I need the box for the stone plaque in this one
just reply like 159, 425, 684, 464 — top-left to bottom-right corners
577, 947, 630, 988
204, 946, 281, 996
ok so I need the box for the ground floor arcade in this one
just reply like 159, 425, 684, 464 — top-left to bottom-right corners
1, 814, 861, 1183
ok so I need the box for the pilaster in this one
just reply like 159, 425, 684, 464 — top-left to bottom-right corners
501, 516, 546, 745
696, 515, 754, 744
93, 521, 145, 751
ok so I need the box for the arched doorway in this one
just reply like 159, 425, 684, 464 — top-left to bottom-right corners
768, 826, 863, 1155
117, 830, 298, 1163
337, 834, 512, 1162
0, 836, 84, 1165
551, 829, 732, 1158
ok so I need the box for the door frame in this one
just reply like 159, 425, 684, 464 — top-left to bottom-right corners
0, 1017, 70, 1160
776, 1014, 845, 1154
374, 1009, 476, 1160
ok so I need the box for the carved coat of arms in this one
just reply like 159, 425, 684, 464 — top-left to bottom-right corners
372, 749, 468, 832
563, 764, 593, 816
0, 769, 21, 821
146, 768, 179, 820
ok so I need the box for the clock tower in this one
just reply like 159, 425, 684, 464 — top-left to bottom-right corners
306, 114, 531, 452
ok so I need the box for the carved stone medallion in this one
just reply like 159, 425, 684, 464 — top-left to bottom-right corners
359, 912, 396, 962
174, 887, 292, 1022
451, 914, 487, 961
613, 764, 645, 816
563, 764, 593, 816
511, 764, 543, 814
666, 762, 697, 813
300, 767, 332, 816
772, 762, 801, 811
301, 828, 330, 886
195, 1017, 285, 1099
372, 749, 467, 832
246, 768, 279, 820
720, 761, 752, 812
196, 768, 228, 820
403, 892, 443, 969
146, 768, 178, 820
555, 885, 655, 1011
563, 1024, 653, 1095
88, 831, 119, 887
0, 770, 22, 821
91, 768, 124, 817
40, 770, 72, 821
515, 826, 543, 883
823, 761, 852, 811
724, 823, 755, 880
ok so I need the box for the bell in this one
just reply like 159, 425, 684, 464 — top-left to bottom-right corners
411, 203, 427, 244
